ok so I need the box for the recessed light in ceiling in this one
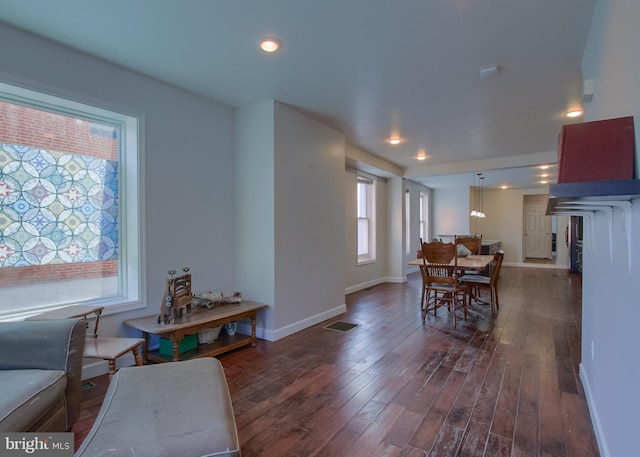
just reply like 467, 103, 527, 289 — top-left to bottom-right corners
566, 109, 583, 118
260, 38, 282, 53
416, 155, 427, 161
540, 165, 549, 170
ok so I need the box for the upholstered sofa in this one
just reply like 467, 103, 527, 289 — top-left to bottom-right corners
0, 318, 86, 432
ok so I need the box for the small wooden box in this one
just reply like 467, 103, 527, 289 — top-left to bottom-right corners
557, 116, 635, 183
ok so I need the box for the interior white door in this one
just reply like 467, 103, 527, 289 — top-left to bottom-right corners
525, 203, 552, 259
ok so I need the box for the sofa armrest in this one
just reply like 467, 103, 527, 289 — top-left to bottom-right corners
0, 319, 87, 428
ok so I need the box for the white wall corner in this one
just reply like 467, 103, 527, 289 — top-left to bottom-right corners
385, 275, 406, 283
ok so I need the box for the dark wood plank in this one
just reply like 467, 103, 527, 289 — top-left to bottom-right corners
512, 412, 539, 457
456, 419, 489, 457
561, 392, 601, 457
539, 370, 567, 457
72, 267, 600, 457
484, 433, 512, 457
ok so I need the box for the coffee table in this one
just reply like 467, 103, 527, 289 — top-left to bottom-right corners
123, 300, 267, 363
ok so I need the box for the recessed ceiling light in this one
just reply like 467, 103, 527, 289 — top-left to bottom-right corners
541, 173, 548, 178
540, 165, 549, 170
566, 109, 583, 118
388, 137, 402, 145
417, 155, 427, 161
540, 180, 548, 184
260, 38, 282, 53
500, 185, 508, 190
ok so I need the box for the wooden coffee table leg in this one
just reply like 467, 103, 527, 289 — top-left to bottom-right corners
172, 337, 180, 362
251, 312, 257, 346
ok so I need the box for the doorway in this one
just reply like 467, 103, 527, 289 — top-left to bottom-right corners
523, 197, 552, 260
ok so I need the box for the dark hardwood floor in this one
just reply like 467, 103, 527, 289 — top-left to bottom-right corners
73, 266, 600, 457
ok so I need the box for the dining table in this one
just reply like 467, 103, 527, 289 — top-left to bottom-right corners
408, 254, 494, 270
409, 254, 495, 306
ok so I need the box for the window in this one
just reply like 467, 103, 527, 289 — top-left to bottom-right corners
419, 191, 428, 242
357, 173, 376, 263
405, 189, 411, 254
0, 82, 142, 319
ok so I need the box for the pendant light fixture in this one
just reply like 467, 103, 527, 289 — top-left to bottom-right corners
478, 175, 486, 218
470, 173, 478, 217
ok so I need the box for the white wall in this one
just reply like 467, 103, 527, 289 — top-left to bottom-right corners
0, 23, 237, 334
236, 101, 347, 341
579, 0, 640, 456
235, 101, 276, 334
272, 102, 346, 339
386, 177, 405, 282
431, 186, 470, 238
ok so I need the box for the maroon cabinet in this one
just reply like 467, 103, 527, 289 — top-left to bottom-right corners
557, 116, 635, 183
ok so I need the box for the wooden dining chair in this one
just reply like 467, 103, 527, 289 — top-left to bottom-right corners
455, 234, 481, 300
459, 251, 504, 315
456, 234, 482, 256
419, 240, 468, 328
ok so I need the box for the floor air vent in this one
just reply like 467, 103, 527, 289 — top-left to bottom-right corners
324, 321, 358, 332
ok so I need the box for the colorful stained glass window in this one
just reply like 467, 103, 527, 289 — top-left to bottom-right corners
0, 143, 119, 267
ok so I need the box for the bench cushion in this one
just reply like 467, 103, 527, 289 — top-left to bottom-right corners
0, 369, 66, 432
76, 358, 240, 457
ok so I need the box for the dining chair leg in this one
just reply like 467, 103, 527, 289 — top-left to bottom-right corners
490, 288, 496, 315
463, 293, 467, 320
452, 299, 457, 328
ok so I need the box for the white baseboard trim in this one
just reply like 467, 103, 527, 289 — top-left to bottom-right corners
580, 363, 610, 457
345, 278, 387, 295
503, 261, 568, 270
385, 275, 406, 284
345, 275, 410, 295
253, 304, 347, 342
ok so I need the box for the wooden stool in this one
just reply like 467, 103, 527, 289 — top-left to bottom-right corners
27, 305, 144, 381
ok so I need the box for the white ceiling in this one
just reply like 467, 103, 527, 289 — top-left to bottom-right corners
0, 0, 595, 189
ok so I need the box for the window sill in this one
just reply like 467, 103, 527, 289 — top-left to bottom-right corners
357, 258, 377, 266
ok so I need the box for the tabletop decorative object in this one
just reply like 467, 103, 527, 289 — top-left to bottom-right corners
193, 291, 243, 309
158, 268, 193, 324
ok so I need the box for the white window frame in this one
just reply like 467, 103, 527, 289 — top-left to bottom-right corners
0, 80, 145, 320
405, 189, 411, 254
419, 191, 428, 243
357, 172, 376, 264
